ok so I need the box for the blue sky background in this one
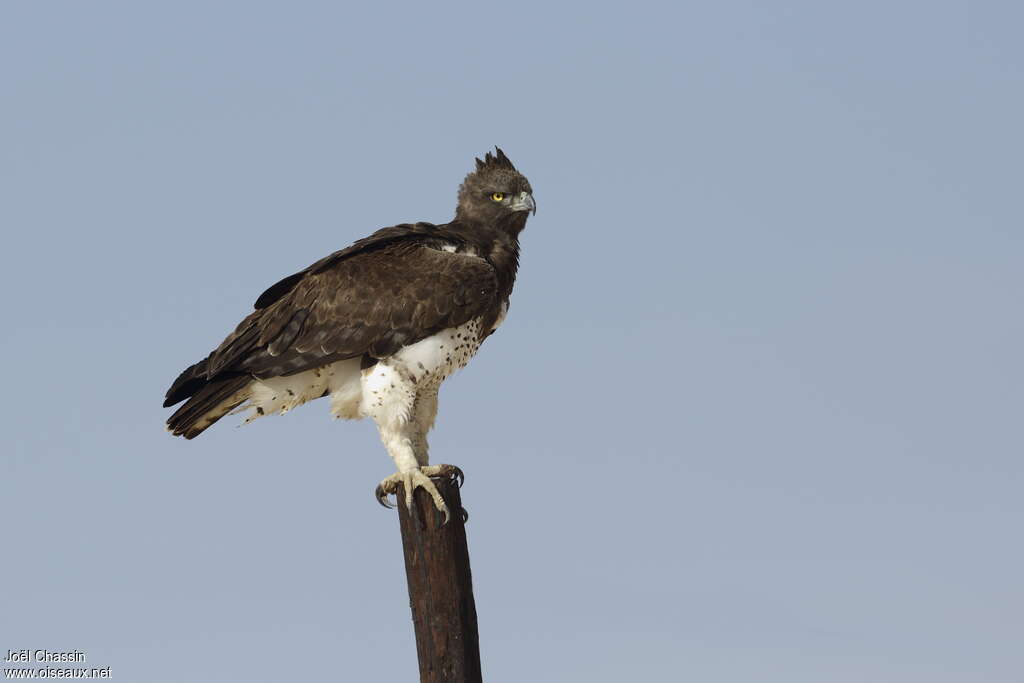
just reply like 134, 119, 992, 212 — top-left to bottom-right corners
2, 1, 1021, 681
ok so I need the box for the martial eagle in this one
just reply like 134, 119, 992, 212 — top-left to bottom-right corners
163, 149, 535, 520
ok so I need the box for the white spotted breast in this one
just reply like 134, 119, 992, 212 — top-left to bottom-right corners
391, 317, 487, 387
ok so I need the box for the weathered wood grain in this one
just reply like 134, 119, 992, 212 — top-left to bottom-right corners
396, 477, 482, 683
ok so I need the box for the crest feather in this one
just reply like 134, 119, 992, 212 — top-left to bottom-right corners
476, 147, 516, 172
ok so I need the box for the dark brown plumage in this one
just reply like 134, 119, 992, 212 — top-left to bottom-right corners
164, 148, 534, 440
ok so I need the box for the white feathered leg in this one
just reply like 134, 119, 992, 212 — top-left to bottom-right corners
362, 363, 458, 521
411, 387, 438, 467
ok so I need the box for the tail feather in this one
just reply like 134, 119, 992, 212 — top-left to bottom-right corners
163, 357, 212, 408
166, 374, 251, 439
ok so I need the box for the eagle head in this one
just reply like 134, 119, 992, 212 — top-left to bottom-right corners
456, 148, 535, 225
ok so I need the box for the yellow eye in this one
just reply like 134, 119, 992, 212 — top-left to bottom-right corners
490, 192, 505, 202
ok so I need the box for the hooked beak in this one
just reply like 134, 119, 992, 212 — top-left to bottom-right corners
510, 191, 536, 215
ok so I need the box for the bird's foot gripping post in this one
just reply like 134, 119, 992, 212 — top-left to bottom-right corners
392, 470, 482, 683
376, 464, 465, 524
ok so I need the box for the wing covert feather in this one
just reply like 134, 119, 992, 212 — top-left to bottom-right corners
291, 243, 497, 359
206, 241, 498, 379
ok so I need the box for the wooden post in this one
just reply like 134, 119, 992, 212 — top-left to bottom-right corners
396, 476, 482, 683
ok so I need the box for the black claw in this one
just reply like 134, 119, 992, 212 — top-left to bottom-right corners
452, 466, 465, 488
459, 507, 469, 524
375, 485, 395, 509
